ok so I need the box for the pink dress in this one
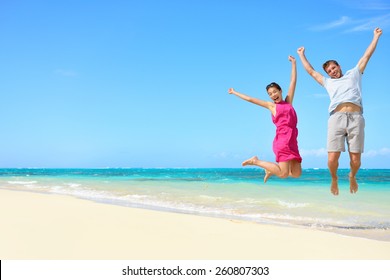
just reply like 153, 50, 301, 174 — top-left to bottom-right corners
271, 101, 302, 163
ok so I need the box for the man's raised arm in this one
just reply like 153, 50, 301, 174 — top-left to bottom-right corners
358, 27, 383, 74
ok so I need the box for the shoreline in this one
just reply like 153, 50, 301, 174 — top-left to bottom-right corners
1, 189, 390, 260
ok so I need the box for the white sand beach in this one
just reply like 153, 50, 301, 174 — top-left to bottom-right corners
1, 189, 390, 260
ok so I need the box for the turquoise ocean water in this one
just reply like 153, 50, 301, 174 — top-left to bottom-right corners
1, 168, 389, 241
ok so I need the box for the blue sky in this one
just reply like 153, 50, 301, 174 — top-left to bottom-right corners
1, 0, 390, 168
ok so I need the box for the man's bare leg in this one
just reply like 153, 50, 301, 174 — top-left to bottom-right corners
349, 152, 361, 194
328, 152, 341, 195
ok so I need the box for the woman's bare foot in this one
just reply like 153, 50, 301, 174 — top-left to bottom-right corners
242, 156, 258, 166
349, 174, 358, 194
263, 170, 272, 183
331, 178, 339, 196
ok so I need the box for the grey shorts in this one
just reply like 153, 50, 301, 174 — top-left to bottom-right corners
327, 112, 365, 153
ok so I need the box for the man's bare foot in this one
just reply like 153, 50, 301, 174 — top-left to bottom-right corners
264, 170, 272, 183
349, 174, 358, 194
331, 178, 339, 196
242, 156, 258, 166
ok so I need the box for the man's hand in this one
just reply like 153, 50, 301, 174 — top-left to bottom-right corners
374, 27, 382, 38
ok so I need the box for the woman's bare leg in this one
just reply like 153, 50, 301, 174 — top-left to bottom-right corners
242, 156, 290, 182
263, 169, 272, 183
289, 160, 302, 178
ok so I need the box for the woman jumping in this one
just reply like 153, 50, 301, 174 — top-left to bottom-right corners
228, 55, 302, 183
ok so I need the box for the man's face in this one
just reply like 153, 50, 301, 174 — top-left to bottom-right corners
325, 62, 342, 79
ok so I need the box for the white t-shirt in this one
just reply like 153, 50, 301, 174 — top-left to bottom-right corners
323, 65, 363, 114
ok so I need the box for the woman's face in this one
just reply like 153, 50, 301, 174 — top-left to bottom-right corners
267, 87, 282, 103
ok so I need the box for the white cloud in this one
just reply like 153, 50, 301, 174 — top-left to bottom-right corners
345, 14, 390, 32
212, 152, 242, 160
310, 13, 390, 33
310, 16, 351, 31
300, 148, 327, 157
364, 148, 390, 157
312, 93, 328, 98
213, 151, 228, 159
300, 147, 390, 158
344, 0, 390, 10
